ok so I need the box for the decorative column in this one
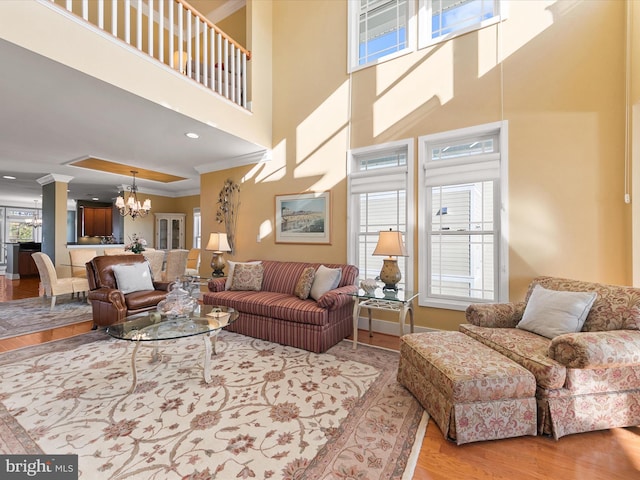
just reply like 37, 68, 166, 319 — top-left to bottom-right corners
37, 174, 73, 265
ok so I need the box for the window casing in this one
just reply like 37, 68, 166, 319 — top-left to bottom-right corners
348, 139, 414, 291
418, 122, 508, 310
418, 0, 504, 49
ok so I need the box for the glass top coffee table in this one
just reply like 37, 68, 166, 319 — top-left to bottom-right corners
107, 304, 238, 393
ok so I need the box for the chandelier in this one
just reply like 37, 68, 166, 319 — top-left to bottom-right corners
115, 170, 151, 220
25, 200, 42, 228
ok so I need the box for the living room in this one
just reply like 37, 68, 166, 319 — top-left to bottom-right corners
0, 0, 639, 479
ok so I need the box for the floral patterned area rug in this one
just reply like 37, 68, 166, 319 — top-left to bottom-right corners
0, 296, 92, 339
0, 330, 427, 479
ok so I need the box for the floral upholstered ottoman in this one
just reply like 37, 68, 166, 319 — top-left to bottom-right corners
397, 331, 537, 444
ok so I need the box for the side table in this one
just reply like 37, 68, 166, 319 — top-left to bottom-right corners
348, 289, 419, 349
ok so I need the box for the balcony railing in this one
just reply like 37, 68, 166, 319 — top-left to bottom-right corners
47, 0, 250, 109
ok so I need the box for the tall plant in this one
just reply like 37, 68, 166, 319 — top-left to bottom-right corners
215, 179, 240, 255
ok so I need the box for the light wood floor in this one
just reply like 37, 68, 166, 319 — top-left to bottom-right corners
0, 276, 638, 479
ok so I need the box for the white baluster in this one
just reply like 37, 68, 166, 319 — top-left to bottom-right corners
242, 52, 247, 108
124, 0, 130, 44
216, 33, 222, 94
169, 0, 174, 69
148, 0, 154, 58
81, 0, 88, 20
98, 0, 104, 29
223, 39, 228, 98
112, 0, 118, 37
178, 5, 183, 73
195, 17, 200, 83
203, 26, 208, 88
136, 0, 142, 50
158, 0, 164, 62
187, 10, 192, 79
229, 44, 235, 102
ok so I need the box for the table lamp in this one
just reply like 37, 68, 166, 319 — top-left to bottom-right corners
372, 229, 408, 291
206, 232, 231, 277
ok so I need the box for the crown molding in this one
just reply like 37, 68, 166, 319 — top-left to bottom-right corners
37, 174, 75, 186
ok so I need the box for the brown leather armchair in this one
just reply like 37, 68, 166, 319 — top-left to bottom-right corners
86, 254, 173, 327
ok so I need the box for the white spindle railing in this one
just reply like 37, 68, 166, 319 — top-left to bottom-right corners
48, 0, 250, 110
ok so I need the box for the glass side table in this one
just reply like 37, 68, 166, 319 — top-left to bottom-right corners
347, 289, 419, 349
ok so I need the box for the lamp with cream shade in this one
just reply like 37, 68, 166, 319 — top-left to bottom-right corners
372, 229, 408, 291
206, 232, 231, 277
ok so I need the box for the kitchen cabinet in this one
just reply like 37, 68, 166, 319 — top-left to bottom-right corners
80, 206, 113, 237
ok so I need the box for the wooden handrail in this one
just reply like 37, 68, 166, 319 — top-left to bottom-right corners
177, 0, 252, 60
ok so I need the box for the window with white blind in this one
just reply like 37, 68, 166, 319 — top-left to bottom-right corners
348, 0, 415, 71
348, 140, 414, 290
418, 121, 508, 310
418, 0, 504, 48
193, 208, 201, 248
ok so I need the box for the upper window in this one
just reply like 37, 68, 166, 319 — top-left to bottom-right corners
349, 0, 415, 71
419, 0, 504, 48
418, 122, 508, 310
350, 1, 505, 71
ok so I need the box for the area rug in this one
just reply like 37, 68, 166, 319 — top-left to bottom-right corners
0, 330, 427, 479
0, 296, 92, 339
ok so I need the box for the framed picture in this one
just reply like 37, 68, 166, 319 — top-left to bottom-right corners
275, 192, 331, 244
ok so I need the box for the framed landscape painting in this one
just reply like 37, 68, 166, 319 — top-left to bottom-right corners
275, 192, 331, 244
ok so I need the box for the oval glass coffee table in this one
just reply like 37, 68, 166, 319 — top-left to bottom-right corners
107, 305, 238, 393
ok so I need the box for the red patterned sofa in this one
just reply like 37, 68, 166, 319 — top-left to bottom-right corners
203, 260, 358, 353
462, 276, 640, 439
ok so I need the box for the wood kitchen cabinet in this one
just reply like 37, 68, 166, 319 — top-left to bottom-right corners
80, 206, 113, 237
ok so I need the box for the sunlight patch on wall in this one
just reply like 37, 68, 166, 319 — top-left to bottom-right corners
295, 124, 349, 191
244, 140, 287, 184
501, 1, 555, 62
258, 219, 272, 242
477, 26, 499, 79
374, 44, 454, 137
296, 81, 350, 164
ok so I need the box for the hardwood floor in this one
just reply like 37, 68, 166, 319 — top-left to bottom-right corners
0, 276, 638, 479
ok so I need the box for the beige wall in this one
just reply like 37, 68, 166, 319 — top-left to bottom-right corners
217, 7, 246, 47
200, 0, 632, 331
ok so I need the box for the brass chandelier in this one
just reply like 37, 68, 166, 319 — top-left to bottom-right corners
115, 171, 151, 220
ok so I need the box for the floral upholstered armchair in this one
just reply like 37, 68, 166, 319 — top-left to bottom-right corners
461, 276, 640, 439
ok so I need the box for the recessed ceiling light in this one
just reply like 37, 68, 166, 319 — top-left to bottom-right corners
185, 132, 199, 139
92, 197, 99, 201
2, 175, 16, 180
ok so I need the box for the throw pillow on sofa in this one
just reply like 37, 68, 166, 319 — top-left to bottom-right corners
310, 265, 342, 301
517, 284, 597, 338
225, 260, 262, 290
294, 267, 316, 300
112, 262, 154, 294
230, 263, 264, 291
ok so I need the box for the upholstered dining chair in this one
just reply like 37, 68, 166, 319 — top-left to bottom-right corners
32, 252, 90, 310
162, 249, 189, 282
185, 248, 201, 276
142, 249, 166, 281
103, 248, 133, 256
68, 249, 97, 278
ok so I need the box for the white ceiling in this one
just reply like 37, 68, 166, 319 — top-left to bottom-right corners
0, 0, 258, 208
